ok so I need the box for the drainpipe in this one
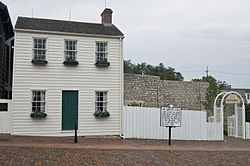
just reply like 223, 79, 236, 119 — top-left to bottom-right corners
8, 37, 14, 99
119, 37, 125, 139
4, 36, 14, 99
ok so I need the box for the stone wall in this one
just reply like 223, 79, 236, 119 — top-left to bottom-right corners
158, 80, 208, 110
124, 73, 209, 110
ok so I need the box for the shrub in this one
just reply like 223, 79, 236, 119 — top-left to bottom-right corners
224, 125, 228, 136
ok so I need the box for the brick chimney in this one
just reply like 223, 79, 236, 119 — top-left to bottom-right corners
101, 8, 113, 24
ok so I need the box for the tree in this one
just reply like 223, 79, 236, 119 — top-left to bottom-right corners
192, 76, 231, 111
124, 60, 184, 81
124, 60, 134, 73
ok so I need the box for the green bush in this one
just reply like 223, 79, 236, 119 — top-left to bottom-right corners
224, 125, 228, 136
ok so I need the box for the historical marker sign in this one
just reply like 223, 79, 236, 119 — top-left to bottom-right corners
226, 94, 240, 104
160, 106, 182, 127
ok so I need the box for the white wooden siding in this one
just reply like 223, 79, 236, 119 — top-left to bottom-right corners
123, 106, 223, 140
13, 31, 123, 136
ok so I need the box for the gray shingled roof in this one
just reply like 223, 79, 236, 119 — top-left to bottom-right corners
15, 17, 124, 37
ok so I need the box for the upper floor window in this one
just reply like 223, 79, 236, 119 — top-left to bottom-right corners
33, 38, 46, 60
65, 40, 77, 61
96, 42, 108, 61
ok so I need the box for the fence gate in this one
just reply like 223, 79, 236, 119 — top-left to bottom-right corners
0, 99, 12, 139
228, 105, 244, 138
227, 115, 236, 136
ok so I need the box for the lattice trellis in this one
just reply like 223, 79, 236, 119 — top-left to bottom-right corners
236, 106, 243, 137
228, 115, 236, 136
215, 107, 221, 122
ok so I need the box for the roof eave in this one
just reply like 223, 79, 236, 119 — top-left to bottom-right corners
14, 28, 125, 39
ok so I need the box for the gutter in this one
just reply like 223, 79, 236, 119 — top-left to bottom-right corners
14, 28, 124, 39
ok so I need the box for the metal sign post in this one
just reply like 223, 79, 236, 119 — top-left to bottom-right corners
168, 126, 172, 145
160, 105, 182, 146
74, 110, 78, 143
74, 124, 78, 143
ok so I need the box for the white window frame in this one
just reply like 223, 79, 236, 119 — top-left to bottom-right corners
95, 91, 108, 112
31, 90, 47, 113
64, 40, 78, 61
33, 38, 47, 60
95, 42, 108, 61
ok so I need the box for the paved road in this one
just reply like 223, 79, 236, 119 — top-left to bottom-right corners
0, 136, 249, 166
0, 146, 249, 166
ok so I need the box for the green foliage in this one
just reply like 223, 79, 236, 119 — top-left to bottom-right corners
246, 104, 250, 122
124, 60, 184, 81
93, 110, 110, 118
192, 76, 231, 111
224, 125, 228, 136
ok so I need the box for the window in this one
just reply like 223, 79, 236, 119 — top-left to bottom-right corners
65, 40, 77, 61
0, 103, 8, 111
95, 92, 107, 112
33, 39, 46, 60
32, 91, 46, 112
96, 42, 108, 61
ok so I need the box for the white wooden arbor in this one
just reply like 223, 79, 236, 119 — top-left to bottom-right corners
212, 91, 246, 139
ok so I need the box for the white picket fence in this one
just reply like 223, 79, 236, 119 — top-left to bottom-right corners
246, 122, 250, 139
0, 99, 12, 134
123, 106, 223, 140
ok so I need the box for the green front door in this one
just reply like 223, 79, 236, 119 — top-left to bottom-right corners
62, 91, 78, 130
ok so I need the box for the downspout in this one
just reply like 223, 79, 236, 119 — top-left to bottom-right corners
11, 34, 16, 135
4, 36, 14, 99
8, 37, 14, 99
119, 37, 125, 139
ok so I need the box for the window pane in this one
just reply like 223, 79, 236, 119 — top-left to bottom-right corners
103, 103, 107, 111
103, 92, 107, 102
41, 92, 45, 101
32, 91, 36, 101
34, 39, 37, 48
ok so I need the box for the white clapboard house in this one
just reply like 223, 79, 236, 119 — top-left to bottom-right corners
13, 8, 124, 136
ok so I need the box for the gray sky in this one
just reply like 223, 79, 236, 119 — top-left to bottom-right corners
4, 0, 250, 88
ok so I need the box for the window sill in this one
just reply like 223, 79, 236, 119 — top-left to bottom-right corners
31, 59, 48, 64
95, 61, 110, 67
63, 60, 79, 65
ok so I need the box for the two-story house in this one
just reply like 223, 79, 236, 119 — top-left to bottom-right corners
13, 8, 124, 136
